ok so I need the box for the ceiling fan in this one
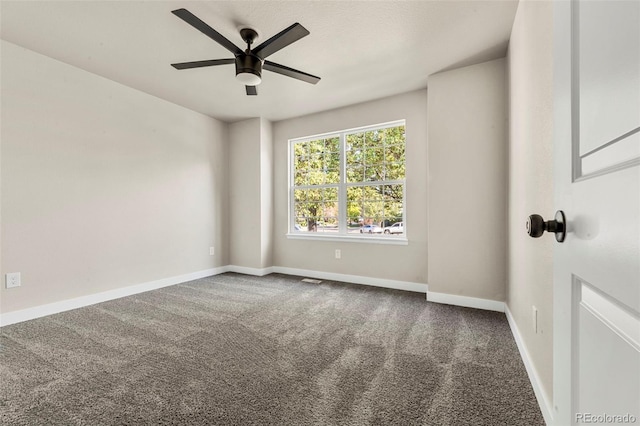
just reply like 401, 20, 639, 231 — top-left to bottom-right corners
170, 8, 321, 96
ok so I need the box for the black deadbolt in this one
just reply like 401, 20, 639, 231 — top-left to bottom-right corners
527, 210, 566, 243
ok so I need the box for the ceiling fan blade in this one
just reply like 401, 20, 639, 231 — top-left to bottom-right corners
171, 58, 235, 70
246, 85, 258, 96
172, 9, 243, 56
251, 23, 309, 59
263, 61, 321, 84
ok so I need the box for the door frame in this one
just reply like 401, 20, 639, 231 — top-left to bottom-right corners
552, 1, 574, 423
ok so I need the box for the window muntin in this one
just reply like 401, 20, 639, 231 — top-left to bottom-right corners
290, 121, 406, 238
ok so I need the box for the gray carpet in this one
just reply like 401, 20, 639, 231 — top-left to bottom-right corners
0, 273, 544, 425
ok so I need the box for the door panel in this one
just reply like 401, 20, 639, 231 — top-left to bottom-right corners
578, 0, 640, 157
577, 279, 640, 417
570, 167, 639, 308
554, 1, 640, 424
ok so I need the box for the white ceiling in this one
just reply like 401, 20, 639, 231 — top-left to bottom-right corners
0, 1, 519, 122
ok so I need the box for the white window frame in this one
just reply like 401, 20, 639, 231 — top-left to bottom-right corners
287, 120, 407, 245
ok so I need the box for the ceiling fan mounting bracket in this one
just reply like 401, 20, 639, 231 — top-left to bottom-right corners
239, 28, 259, 46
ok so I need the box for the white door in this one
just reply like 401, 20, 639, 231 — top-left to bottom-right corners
553, 1, 640, 425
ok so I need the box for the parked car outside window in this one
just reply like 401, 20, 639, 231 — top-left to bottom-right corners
383, 222, 403, 234
360, 224, 382, 234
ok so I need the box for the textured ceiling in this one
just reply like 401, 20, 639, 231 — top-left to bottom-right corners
0, 1, 519, 122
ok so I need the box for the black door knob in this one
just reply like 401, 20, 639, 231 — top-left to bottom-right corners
527, 210, 566, 242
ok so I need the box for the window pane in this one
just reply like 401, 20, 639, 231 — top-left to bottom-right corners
346, 165, 364, 183
347, 186, 363, 201
325, 137, 340, 153
364, 201, 384, 223
365, 165, 384, 181
350, 184, 405, 233
294, 142, 307, 158
308, 170, 326, 185
386, 162, 405, 180
294, 137, 340, 186
325, 169, 340, 184
384, 201, 403, 222
308, 140, 324, 155
363, 186, 383, 202
305, 188, 322, 202
294, 188, 340, 232
346, 133, 364, 151
382, 184, 403, 228
307, 154, 323, 171
294, 189, 306, 202
294, 217, 308, 231
365, 130, 382, 147
346, 201, 362, 226
324, 152, 340, 169
318, 200, 338, 233
384, 125, 405, 145
294, 171, 307, 186
346, 148, 363, 167
296, 203, 319, 231
383, 184, 404, 202
293, 202, 307, 218
294, 151, 306, 170
364, 146, 384, 165
323, 187, 338, 202
385, 144, 405, 163
295, 202, 339, 233
294, 204, 307, 221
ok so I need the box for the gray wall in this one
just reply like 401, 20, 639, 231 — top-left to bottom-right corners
228, 118, 262, 269
228, 117, 274, 270
427, 59, 508, 302
259, 118, 274, 269
507, 0, 554, 404
272, 91, 429, 285
0, 41, 229, 313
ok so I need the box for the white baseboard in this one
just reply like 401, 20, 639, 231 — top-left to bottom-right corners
271, 266, 427, 293
426, 291, 505, 312
0, 265, 424, 327
0, 267, 226, 327
226, 265, 274, 276
505, 305, 553, 425
0, 265, 504, 328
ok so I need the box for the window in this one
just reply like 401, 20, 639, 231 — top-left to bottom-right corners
289, 121, 406, 241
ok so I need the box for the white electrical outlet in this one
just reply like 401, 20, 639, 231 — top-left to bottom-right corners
335, 249, 341, 259
532, 306, 538, 334
6, 272, 21, 289
209, 247, 215, 256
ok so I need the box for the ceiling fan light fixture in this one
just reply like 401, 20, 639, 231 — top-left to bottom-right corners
235, 71, 262, 86
235, 55, 262, 86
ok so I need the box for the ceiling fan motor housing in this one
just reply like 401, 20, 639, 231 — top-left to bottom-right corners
235, 54, 262, 80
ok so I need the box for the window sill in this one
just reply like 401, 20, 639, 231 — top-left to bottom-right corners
286, 233, 409, 245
